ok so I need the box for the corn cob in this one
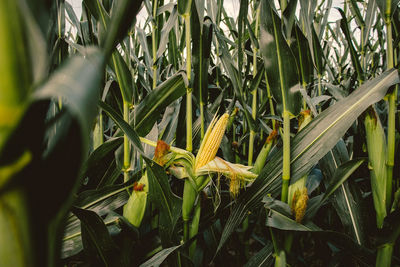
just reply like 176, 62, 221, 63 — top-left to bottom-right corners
195, 113, 229, 170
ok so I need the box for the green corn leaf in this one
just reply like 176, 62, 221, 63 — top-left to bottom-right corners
157, 6, 178, 59
215, 30, 256, 131
292, 25, 314, 86
264, 196, 320, 231
82, 0, 109, 23
362, 0, 377, 50
144, 158, 182, 247
259, 0, 302, 115
316, 0, 332, 40
34, 49, 104, 155
98, 101, 144, 155
109, 51, 133, 103
319, 141, 366, 245
282, 0, 298, 41
322, 158, 365, 202
133, 72, 187, 136
80, 137, 124, 188
192, 14, 213, 105
72, 207, 118, 266
0, 0, 32, 156
244, 243, 274, 267
299, 0, 317, 60
139, 244, 182, 267
338, 8, 365, 82
216, 69, 399, 254
103, 0, 144, 55
311, 27, 324, 76
262, 197, 375, 262
348, 0, 365, 28
178, 0, 192, 15
237, 0, 248, 81
375, 0, 400, 19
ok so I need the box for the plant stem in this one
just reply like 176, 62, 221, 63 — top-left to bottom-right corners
376, 243, 394, 267
152, 0, 158, 90
386, 13, 395, 209
281, 110, 290, 203
265, 72, 276, 129
248, 4, 261, 166
189, 200, 201, 257
123, 101, 130, 182
184, 13, 192, 152
199, 30, 205, 140
274, 249, 286, 267
376, 4, 396, 264
280, 0, 287, 13
317, 73, 322, 112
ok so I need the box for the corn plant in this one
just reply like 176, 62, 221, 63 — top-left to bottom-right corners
2, 0, 400, 266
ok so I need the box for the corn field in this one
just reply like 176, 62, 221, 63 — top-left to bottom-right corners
2, 0, 400, 266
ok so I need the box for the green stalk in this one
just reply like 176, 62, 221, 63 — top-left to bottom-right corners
182, 181, 196, 242
274, 249, 286, 267
280, 0, 287, 13
123, 101, 130, 182
199, 32, 205, 140
317, 74, 322, 112
265, 72, 276, 129
385, 11, 395, 209
184, 13, 192, 152
248, 5, 261, 166
376, 243, 394, 267
376, 2, 396, 265
152, 0, 159, 90
281, 110, 290, 203
189, 201, 201, 257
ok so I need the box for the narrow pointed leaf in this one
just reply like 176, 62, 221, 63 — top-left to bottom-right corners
322, 158, 365, 202
292, 26, 313, 85
263, 196, 320, 231
98, 101, 144, 155
338, 8, 364, 82
109, 51, 133, 103
216, 69, 399, 253
72, 207, 118, 266
319, 141, 366, 245
244, 243, 274, 267
178, 0, 192, 15
144, 158, 182, 247
260, 1, 301, 115
139, 244, 182, 267
34, 50, 104, 152
133, 72, 187, 136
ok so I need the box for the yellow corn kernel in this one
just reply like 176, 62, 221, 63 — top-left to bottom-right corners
291, 187, 308, 223
195, 113, 229, 170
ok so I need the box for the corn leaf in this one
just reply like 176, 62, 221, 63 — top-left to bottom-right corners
319, 141, 366, 245
259, 1, 302, 115
72, 207, 119, 266
98, 101, 144, 155
178, 0, 192, 15
144, 158, 182, 247
133, 72, 187, 136
139, 244, 182, 267
216, 69, 399, 254
338, 8, 364, 82
243, 243, 274, 267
